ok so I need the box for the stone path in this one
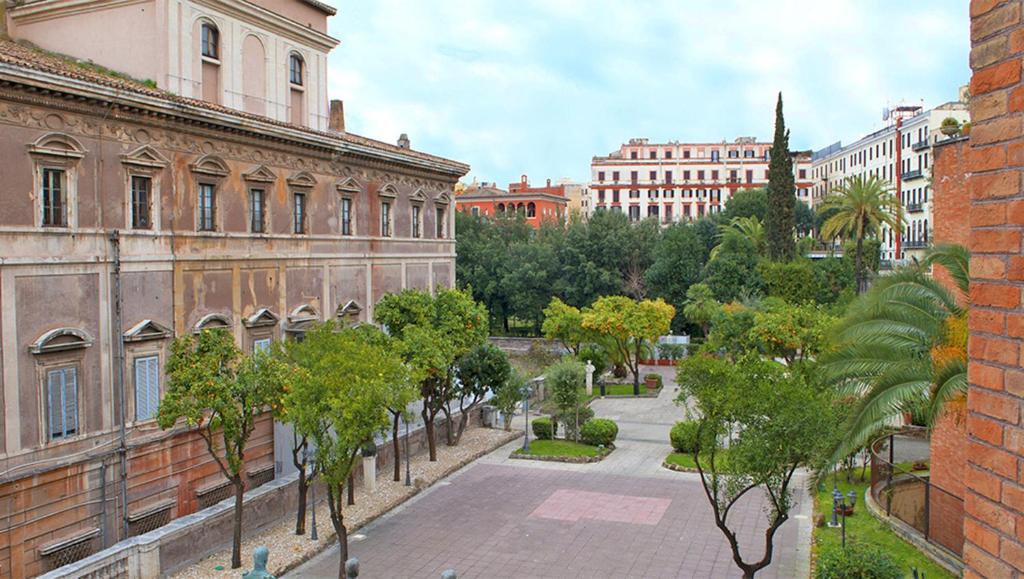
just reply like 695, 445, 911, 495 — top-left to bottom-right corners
289, 365, 812, 578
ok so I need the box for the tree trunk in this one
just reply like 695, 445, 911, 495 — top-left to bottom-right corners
327, 483, 348, 579
440, 405, 455, 446
423, 406, 437, 461
391, 412, 402, 482
633, 342, 642, 396
347, 474, 355, 506
855, 231, 866, 294
231, 476, 244, 569
295, 469, 308, 535
454, 411, 470, 445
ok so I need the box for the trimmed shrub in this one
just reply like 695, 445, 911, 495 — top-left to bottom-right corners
670, 420, 700, 453
814, 542, 901, 579
580, 418, 618, 446
555, 406, 594, 441
532, 417, 554, 440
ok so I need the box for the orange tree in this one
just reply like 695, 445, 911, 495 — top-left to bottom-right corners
581, 296, 675, 395
157, 329, 289, 569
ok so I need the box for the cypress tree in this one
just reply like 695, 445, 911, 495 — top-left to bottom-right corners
765, 92, 796, 261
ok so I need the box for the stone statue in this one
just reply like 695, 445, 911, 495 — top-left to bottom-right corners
241, 546, 275, 579
345, 557, 360, 578
584, 360, 595, 396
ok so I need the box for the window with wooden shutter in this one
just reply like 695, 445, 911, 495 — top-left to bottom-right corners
134, 356, 160, 421
47, 367, 78, 440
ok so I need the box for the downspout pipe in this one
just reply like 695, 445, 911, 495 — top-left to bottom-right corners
110, 230, 129, 540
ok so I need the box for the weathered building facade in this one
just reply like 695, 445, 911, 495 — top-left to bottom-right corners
0, 2, 467, 576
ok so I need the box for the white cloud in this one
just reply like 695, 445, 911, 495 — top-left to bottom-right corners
323, 0, 969, 183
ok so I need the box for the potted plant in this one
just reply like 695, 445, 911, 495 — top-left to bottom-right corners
644, 373, 661, 390
962, 121, 972, 136
940, 116, 961, 137
361, 439, 378, 492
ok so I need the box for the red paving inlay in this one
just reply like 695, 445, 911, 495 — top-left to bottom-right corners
529, 488, 672, 525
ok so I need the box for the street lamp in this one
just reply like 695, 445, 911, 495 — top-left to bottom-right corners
522, 384, 532, 453
828, 487, 857, 549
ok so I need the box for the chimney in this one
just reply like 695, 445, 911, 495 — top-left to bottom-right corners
329, 99, 345, 132
397, 133, 410, 149
546, 178, 551, 187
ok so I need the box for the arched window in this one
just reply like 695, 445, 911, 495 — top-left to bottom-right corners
289, 54, 304, 86
527, 202, 536, 218
496, 203, 505, 213
201, 23, 219, 59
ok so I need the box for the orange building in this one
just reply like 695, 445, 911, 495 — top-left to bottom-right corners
456, 175, 568, 228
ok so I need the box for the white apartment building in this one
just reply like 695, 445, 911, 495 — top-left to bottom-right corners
811, 100, 970, 266
589, 137, 814, 225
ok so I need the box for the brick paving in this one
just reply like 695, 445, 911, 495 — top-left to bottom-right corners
290, 365, 811, 578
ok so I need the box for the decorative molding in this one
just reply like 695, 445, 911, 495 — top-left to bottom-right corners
410, 188, 427, 203
121, 145, 169, 169
378, 183, 398, 199
189, 154, 230, 177
286, 171, 316, 189
30, 327, 94, 354
335, 176, 362, 194
123, 319, 173, 342
243, 165, 277, 183
435, 193, 451, 206
286, 304, 320, 333
27, 131, 86, 160
243, 308, 280, 328
193, 313, 232, 332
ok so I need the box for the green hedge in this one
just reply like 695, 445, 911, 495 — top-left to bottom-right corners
670, 421, 700, 453
580, 418, 618, 446
532, 416, 554, 440
814, 541, 902, 579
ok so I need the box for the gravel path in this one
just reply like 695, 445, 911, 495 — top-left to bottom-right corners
170, 427, 522, 578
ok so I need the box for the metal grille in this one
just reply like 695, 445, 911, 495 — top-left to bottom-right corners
128, 501, 174, 537
247, 465, 275, 489
196, 480, 233, 509
40, 530, 99, 572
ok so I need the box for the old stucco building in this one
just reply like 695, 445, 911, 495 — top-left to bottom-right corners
0, 1, 468, 576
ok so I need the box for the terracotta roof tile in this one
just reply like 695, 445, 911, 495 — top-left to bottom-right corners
0, 39, 467, 173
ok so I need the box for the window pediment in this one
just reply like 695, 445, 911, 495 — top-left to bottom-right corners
193, 313, 232, 333
286, 304, 320, 333
410, 188, 427, 203
30, 327, 94, 354
243, 308, 280, 328
336, 300, 362, 319
286, 171, 316, 189
435, 193, 451, 206
243, 165, 277, 183
190, 155, 229, 177
28, 132, 85, 160
378, 183, 398, 199
336, 177, 362, 194
121, 145, 169, 169
123, 319, 172, 342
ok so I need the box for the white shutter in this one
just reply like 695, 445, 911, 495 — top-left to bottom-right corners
47, 370, 62, 439
64, 368, 78, 436
135, 356, 160, 420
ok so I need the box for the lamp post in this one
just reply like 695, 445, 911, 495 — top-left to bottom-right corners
404, 413, 411, 487
522, 385, 531, 453
308, 450, 318, 541
828, 488, 858, 549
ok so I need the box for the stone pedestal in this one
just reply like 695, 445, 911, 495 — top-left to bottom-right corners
362, 457, 376, 492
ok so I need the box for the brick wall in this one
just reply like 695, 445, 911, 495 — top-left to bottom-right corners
965, 1, 1024, 577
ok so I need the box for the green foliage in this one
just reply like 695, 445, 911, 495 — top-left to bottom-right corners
795, 199, 817, 237
554, 406, 594, 440
702, 242, 761, 303
581, 296, 676, 391
159, 330, 288, 479
712, 216, 765, 260
813, 257, 856, 305
669, 420, 701, 453
580, 418, 618, 446
758, 259, 819, 304
532, 416, 554, 440
644, 373, 663, 388
503, 230, 561, 332
766, 93, 796, 261
703, 303, 759, 359
541, 297, 589, 354
492, 370, 527, 429
455, 211, 532, 332
682, 282, 720, 336
645, 223, 707, 332
722, 188, 767, 221
749, 301, 837, 364
546, 359, 586, 424
456, 343, 511, 401
577, 344, 608, 380
515, 438, 604, 458
814, 542, 902, 579
819, 176, 901, 293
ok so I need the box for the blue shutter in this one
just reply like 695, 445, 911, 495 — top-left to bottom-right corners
135, 356, 160, 420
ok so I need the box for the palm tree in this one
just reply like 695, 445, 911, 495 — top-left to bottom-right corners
822, 244, 968, 462
682, 283, 720, 337
710, 215, 765, 260
818, 176, 902, 293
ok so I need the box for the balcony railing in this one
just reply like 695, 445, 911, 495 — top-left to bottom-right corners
912, 139, 931, 152
906, 203, 924, 213
902, 169, 924, 181
904, 239, 929, 249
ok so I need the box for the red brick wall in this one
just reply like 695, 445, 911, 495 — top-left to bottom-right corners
964, 1, 1024, 576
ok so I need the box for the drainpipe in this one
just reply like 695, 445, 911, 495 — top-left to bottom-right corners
894, 117, 903, 260
110, 230, 129, 540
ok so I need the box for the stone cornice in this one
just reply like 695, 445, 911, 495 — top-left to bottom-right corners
0, 62, 470, 179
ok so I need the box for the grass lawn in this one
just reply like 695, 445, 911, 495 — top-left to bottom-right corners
813, 470, 954, 578
601, 383, 658, 396
513, 439, 604, 458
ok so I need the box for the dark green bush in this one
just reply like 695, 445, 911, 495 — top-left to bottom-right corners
580, 418, 618, 446
532, 416, 554, 440
670, 421, 700, 453
555, 406, 594, 440
578, 345, 608, 379
814, 542, 902, 579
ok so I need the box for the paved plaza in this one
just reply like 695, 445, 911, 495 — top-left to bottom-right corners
290, 366, 812, 578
